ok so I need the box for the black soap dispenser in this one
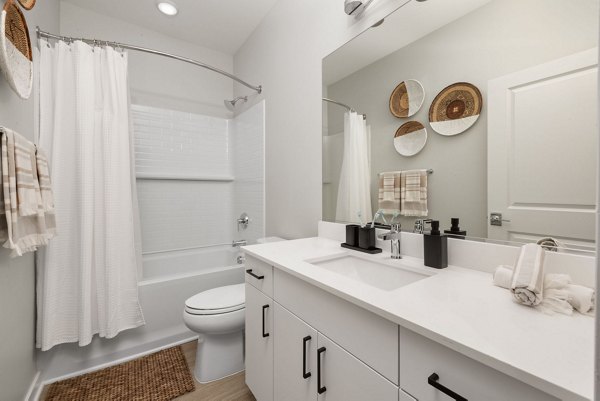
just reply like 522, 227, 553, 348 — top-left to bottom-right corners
444, 217, 467, 239
424, 220, 448, 269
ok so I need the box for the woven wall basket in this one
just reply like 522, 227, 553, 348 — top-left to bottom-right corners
18, 0, 35, 10
0, 0, 33, 99
429, 82, 482, 136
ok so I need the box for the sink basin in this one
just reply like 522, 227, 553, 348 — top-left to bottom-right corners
309, 254, 427, 291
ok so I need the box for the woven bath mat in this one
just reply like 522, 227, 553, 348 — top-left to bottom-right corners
45, 346, 195, 401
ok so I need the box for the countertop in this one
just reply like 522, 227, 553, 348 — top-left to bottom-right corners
243, 237, 594, 401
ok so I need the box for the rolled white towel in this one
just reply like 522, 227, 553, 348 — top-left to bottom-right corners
565, 284, 595, 315
492, 265, 513, 289
538, 288, 573, 316
511, 244, 545, 306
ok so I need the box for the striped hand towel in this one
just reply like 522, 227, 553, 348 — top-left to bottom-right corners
511, 244, 545, 306
14, 133, 39, 216
35, 148, 54, 212
0, 128, 56, 257
400, 170, 428, 217
378, 172, 400, 213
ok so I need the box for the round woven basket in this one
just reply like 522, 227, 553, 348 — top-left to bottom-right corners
389, 79, 425, 118
0, 0, 33, 99
429, 82, 482, 136
17, 0, 34, 10
394, 121, 427, 157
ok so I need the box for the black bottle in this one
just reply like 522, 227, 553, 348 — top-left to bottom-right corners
444, 217, 467, 239
424, 220, 448, 269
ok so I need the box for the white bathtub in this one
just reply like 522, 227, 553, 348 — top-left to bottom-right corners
37, 246, 245, 385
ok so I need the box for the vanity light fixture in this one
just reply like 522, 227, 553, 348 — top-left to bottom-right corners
157, 1, 178, 16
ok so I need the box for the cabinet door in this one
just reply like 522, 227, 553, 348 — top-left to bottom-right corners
316, 334, 397, 401
274, 303, 318, 401
245, 284, 273, 401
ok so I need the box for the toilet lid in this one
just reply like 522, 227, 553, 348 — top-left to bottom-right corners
185, 283, 245, 313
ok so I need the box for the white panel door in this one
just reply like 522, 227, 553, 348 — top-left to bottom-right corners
245, 284, 273, 401
274, 303, 318, 401
488, 48, 598, 247
316, 333, 398, 401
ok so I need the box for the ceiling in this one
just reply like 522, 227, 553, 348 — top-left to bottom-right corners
61, 0, 280, 55
323, 0, 492, 86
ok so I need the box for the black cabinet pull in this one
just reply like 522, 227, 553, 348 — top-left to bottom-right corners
246, 269, 264, 280
317, 347, 326, 394
302, 336, 312, 379
428, 373, 467, 401
262, 305, 269, 338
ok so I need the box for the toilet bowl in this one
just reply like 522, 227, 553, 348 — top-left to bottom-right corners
183, 283, 245, 383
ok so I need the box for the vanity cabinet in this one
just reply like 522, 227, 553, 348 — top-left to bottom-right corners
245, 283, 273, 401
274, 302, 396, 401
399, 327, 559, 401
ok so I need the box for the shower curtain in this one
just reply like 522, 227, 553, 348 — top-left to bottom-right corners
36, 40, 145, 351
336, 111, 372, 223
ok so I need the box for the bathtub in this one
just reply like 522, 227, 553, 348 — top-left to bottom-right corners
37, 246, 245, 385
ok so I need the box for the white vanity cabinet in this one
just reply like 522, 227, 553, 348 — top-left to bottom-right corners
245, 283, 273, 401
273, 303, 397, 401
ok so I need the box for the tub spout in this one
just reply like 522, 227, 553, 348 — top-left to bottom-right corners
232, 240, 247, 247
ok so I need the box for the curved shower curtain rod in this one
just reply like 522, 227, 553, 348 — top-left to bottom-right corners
36, 27, 263, 94
322, 97, 366, 120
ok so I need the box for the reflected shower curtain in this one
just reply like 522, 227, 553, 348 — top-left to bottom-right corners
336, 111, 372, 223
36, 40, 144, 350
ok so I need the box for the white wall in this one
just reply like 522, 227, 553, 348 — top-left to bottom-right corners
59, 1, 234, 117
0, 3, 60, 400
326, 0, 599, 237
233, 0, 414, 239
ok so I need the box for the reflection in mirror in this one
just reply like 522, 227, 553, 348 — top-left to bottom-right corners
322, 0, 599, 253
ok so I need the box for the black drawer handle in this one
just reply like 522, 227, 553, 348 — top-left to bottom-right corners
317, 347, 326, 394
302, 336, 312, 379
246, 269, 264, 280
262, 305, 269, 338
428, 373, 467, 401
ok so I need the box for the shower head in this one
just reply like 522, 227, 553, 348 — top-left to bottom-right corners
224, 96, 248, 110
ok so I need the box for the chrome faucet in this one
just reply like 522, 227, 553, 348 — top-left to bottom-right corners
413, 219, 433, 234
378, 223, 402, 259
232, 239, 247, 247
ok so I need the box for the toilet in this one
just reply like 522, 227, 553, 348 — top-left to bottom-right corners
183, 283, 245, 383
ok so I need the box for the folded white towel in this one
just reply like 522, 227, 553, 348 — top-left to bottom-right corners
492, 265, 513, 289
511, 244, 545, 306
538, 288, 573, 316
565, 284, 595, 315
544, 273, 571, 290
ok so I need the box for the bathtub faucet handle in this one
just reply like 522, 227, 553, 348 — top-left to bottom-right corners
237, 213, 249, 231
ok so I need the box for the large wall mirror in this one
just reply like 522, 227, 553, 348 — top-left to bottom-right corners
322, 0, 599, 253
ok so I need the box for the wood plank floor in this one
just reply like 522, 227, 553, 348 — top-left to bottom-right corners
40, 341, 256, 401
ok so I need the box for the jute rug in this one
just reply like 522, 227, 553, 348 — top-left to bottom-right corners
45, 346, 195, 401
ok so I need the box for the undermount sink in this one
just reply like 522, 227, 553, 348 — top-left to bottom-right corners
308, 254, 428, 291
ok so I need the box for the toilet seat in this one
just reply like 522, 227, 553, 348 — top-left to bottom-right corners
184, 283, 245, 316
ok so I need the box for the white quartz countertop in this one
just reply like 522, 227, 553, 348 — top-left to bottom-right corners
243, 237, 594, 401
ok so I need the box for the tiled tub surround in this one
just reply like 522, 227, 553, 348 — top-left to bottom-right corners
242, 221, 594, 401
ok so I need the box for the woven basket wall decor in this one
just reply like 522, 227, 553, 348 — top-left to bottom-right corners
17, 0, 35, 10
0, 0, 32, 99
394, 121, 427, 157
389, 79, 425, 118
429, 82, 482, 136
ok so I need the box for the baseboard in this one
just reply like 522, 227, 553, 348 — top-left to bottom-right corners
23, 371, 41, 401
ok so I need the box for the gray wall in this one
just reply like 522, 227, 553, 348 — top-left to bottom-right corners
0, 2, 60, 400
326, 0, 599, 237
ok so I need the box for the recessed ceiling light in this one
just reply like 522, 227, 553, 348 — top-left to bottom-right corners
157, 1, 178, 16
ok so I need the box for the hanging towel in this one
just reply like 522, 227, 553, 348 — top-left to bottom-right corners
400, 169, 428, 216
378, 172, 400, 213
35, 148, 54, 212
0, 128, 56, 257
510, 243, 545, 306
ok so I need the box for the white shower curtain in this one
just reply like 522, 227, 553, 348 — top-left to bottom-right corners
336, 111, 372, 223
36, 40, 145, 351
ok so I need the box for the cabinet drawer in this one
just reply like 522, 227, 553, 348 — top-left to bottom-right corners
274, 269, 398, 385
245, 255, 273, 297
399, 327, 559, 401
